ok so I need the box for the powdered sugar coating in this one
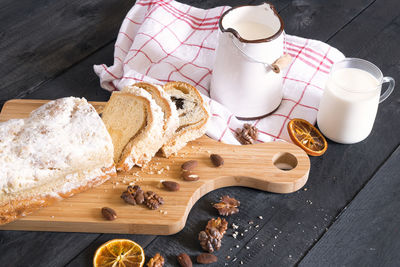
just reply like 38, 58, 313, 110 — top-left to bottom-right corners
0, 97, 114, 195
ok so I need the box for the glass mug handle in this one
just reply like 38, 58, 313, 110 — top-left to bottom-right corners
379, 76, 395, 103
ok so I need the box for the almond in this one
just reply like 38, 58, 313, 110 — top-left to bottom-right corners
101, 207, 117, 221
162, 181, 180, 191
181, 171, 199, 181
210, 154, 224, 167
177, 253, 192, 267
197, 253, 218, 264
181, 160, 198, 171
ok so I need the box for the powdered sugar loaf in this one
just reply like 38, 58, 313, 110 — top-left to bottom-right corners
0, 97, 114, 195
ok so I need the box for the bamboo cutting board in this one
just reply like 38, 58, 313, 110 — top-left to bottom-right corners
0, 99, 310, 235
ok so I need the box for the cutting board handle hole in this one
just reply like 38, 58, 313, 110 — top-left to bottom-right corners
273, 152, 298, 171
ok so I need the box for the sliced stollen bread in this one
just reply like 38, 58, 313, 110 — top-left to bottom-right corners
123, 82, 179, 144
101, 88, 164, 171
161, 81, 209, 157
0, 97, 115, 225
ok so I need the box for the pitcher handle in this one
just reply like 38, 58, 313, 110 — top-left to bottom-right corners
271, 54, 292, 73
380, 76, 395, 103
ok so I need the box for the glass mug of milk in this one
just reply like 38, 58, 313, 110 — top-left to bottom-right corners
317, 58, 395, 144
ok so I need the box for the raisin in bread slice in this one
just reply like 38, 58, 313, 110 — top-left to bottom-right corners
101, 88, 164, 171
123, 82, 179, 144
0, 97, 115, 225
161, 82, 209, 157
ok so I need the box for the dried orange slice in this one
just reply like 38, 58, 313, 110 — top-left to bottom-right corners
93, 239, 145, 267
287, 118, 327, 156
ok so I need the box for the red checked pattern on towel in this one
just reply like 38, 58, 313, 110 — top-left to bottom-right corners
94, 0, 345, 144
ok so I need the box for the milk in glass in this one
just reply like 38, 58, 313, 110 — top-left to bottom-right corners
317, 68, 380, 144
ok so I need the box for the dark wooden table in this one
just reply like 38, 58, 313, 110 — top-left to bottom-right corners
1, 0, 399, 266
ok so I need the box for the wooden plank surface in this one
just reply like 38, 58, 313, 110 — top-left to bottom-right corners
0, 0, 399, 266
0, 99, 309, 234
280, 0, 376, 41
0, 0, 134, 103
299, 145, 400, 267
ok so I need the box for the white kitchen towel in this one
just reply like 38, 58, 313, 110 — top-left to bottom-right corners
94, 0, 345, 144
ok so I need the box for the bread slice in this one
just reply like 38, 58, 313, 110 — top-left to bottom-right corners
0, 97, 115, 225
101, 88, 164, 171
161, 82, 209, 157
123, 82, 179, 144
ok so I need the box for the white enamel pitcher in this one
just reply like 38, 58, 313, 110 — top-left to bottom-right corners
210, 2, 291, 119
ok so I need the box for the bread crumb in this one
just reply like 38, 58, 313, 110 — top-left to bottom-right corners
232, 232, 238, 239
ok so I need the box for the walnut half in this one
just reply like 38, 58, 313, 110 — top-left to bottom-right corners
120, 185, 144, 205
235, 123, 258, 145
147, 253, 164, 267
144, 191, 164, 210
198, 217, 228, 253
213, 195, 240, 216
